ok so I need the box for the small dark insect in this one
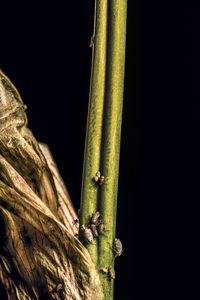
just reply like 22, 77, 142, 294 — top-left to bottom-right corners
113, 238, 123, 258
72, 219, 79, 226
108, 266, 115, 280
91, 211, 101, 225
81, 225, 93, 244
97, 222, 105, 235
90, 224, 99, 238
98, 175, 104, 186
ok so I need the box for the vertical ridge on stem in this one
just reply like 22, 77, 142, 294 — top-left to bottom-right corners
98, 0, 127, 298
80, 0, 108, 265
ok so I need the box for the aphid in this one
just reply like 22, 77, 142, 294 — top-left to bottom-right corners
91, 211, 101, 225
113, 238, 123, 258
108, 266, 115, 279
98, 175, 104, 186
90, 224, 99, 238
94, 175, 99, 183
93, 171, 101, 183
97, 222, 105, 235
81, 225, 93, 244
96, 171, 101, 178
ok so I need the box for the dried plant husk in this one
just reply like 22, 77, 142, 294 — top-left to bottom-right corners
0, 70, 103, 299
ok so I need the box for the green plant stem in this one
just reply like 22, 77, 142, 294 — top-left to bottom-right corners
98, 0, 127, 299
79, 0, 107, 264
80, 0, 127, 298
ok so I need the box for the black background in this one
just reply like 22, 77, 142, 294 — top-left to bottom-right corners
1, 0, 200, 299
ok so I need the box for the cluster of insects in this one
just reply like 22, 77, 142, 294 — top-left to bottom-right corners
78, 205, 123, 281
81, 211, 105, 244
91, 211, 105, 235
93, 171, 104, 186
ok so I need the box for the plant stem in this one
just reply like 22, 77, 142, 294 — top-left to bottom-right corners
98, 0, 127, 299
80, 0, 127, 298
79, 0, 107, 264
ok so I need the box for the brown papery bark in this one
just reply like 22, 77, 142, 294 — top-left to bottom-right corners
0, 70, 103, 299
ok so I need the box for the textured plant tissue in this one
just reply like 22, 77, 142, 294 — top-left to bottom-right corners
0, 70, 103, 300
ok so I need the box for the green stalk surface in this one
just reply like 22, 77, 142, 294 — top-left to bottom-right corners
80, 0, 127, 298
79, 0, 107, 264
98, 1, 127, 299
